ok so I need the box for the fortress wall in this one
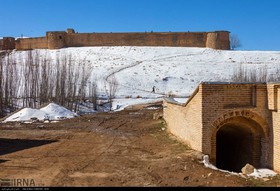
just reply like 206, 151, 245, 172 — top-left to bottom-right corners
47, 32, 66, 49
216, 32, 230, 50
206, 31, 230, 50
0, 37, 16, 50
16, 37, 47, 50
0, 39, 3, 50
65, 32, 208, 47
2, 29, 230, 50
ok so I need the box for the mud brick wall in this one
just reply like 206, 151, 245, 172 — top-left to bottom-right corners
15, 37, 48, 50
10, 29, 230, 50
0, 37, 15, 50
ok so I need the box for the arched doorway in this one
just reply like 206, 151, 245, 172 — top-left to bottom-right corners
215, 116, 264, 172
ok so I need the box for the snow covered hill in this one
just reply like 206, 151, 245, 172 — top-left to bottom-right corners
8, 46, 280, 98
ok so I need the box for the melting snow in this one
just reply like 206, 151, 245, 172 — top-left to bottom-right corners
40, 103, 78, 120
202, 155, 277, 179
3, 103, 78, 122
248, 169, 277, 179
112, 98, 163, 111
173, 98, 189, 104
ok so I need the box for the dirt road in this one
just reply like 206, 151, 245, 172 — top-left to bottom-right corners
0, 103, 279, 187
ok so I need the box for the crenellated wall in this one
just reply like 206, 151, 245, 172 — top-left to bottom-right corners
3, 29, 230, 50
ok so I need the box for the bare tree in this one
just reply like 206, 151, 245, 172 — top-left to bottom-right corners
0, 55, 3, 116
105, 74, 119, 111
72, 66, 80, 113
65, 54, 76, 110
231, 64, 267, 83
39, 53, 51, 105
88, 80, 98, 111
8, 54, 20, 110
22, 50, 34, 108
3, 54, 10, 110
31, 51, 40, 108
230, 34, 242, 50
92, 82, 98, 111
0, 50, 100, 115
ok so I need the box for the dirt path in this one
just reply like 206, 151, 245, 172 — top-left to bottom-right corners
0, 104, 279, 187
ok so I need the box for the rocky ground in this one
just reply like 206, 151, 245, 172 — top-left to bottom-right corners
0, 102, 279, 187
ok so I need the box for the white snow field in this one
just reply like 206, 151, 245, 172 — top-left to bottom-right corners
3, 46, 280, 111
7, 46, 280, 99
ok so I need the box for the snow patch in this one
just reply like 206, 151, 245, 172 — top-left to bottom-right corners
202, 155, 219, 171
4, 108, 46, 122
248, 168, 277, 179
202, 155, 277, 179
112, 98, 163, 111
40, 103, 78, 120
173, 98, 189, 104
3, 103, 78, 122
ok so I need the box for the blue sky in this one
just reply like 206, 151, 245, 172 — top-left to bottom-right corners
1, 0, 280, 51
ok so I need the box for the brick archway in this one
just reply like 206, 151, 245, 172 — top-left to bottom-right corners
210, 110, 269, 172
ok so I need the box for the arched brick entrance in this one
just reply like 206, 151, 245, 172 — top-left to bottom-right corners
164, 83, 280, 172
211, 110, 269, 172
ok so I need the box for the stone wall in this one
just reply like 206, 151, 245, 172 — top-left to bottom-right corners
163, 82, 280, 172
46, 31, 66, 49
15, 37, 47, 50
65, 32, 208, 48
0, 39, 3, 50
3, 29, 230, 50
0, 37, 15, 50
206, 31, 230, 50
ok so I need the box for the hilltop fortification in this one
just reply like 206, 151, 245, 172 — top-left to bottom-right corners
0, 28, 230, 50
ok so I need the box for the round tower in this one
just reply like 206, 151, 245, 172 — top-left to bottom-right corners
206, 31, 230, 50
47, 31, 66, 49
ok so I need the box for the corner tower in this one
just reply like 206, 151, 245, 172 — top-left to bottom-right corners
206, 31, 230, 50
46, 31, 67, 49
1, 37, 16, 50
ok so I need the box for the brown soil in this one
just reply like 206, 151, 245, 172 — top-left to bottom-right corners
0, 102, 279, 187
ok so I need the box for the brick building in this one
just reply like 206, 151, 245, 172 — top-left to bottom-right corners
163, 82, 280, 173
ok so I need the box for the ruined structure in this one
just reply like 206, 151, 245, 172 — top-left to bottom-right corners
0, 28, 230, 50
163, 82, 280, 173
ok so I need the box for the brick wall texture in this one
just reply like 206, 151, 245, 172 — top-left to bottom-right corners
163, 82, 280, 172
